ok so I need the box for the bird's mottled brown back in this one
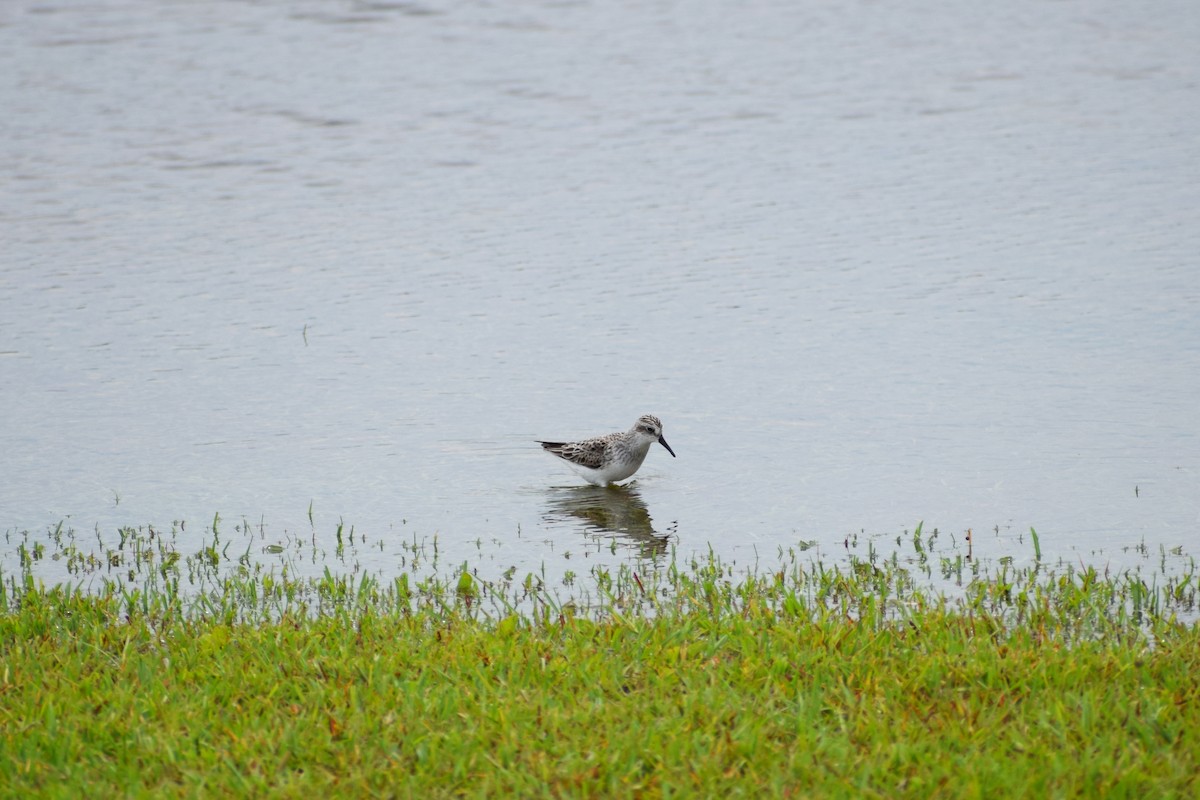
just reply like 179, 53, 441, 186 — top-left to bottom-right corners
539, 435, 615, 470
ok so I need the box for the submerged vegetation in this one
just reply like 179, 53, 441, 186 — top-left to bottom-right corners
1, 519, 1198, 796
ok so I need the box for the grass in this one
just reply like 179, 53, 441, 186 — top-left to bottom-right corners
1, 521, 1198, 797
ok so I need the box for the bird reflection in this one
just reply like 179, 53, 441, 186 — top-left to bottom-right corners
543, 483, 670, 558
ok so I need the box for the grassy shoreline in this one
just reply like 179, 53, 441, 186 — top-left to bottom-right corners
2, 522, 1198, 796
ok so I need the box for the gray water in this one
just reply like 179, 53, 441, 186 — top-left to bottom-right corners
3, 0, 1198, 587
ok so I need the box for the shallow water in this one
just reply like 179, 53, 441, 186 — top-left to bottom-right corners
2, 0, 1198, 587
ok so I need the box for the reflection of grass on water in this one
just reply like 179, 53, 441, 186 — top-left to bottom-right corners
1, 520, 1198, 795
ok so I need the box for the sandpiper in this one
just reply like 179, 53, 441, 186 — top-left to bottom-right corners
538, 414, 676, 485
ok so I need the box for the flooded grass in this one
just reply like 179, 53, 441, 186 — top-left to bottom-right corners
2, 520, 1198, 796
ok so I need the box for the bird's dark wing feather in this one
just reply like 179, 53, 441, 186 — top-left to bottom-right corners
538, 438, 608, 470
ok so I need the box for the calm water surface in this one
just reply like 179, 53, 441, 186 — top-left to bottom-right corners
2, 0, 1198, 588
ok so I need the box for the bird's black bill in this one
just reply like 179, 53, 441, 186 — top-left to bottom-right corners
658, 436, 677, 458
